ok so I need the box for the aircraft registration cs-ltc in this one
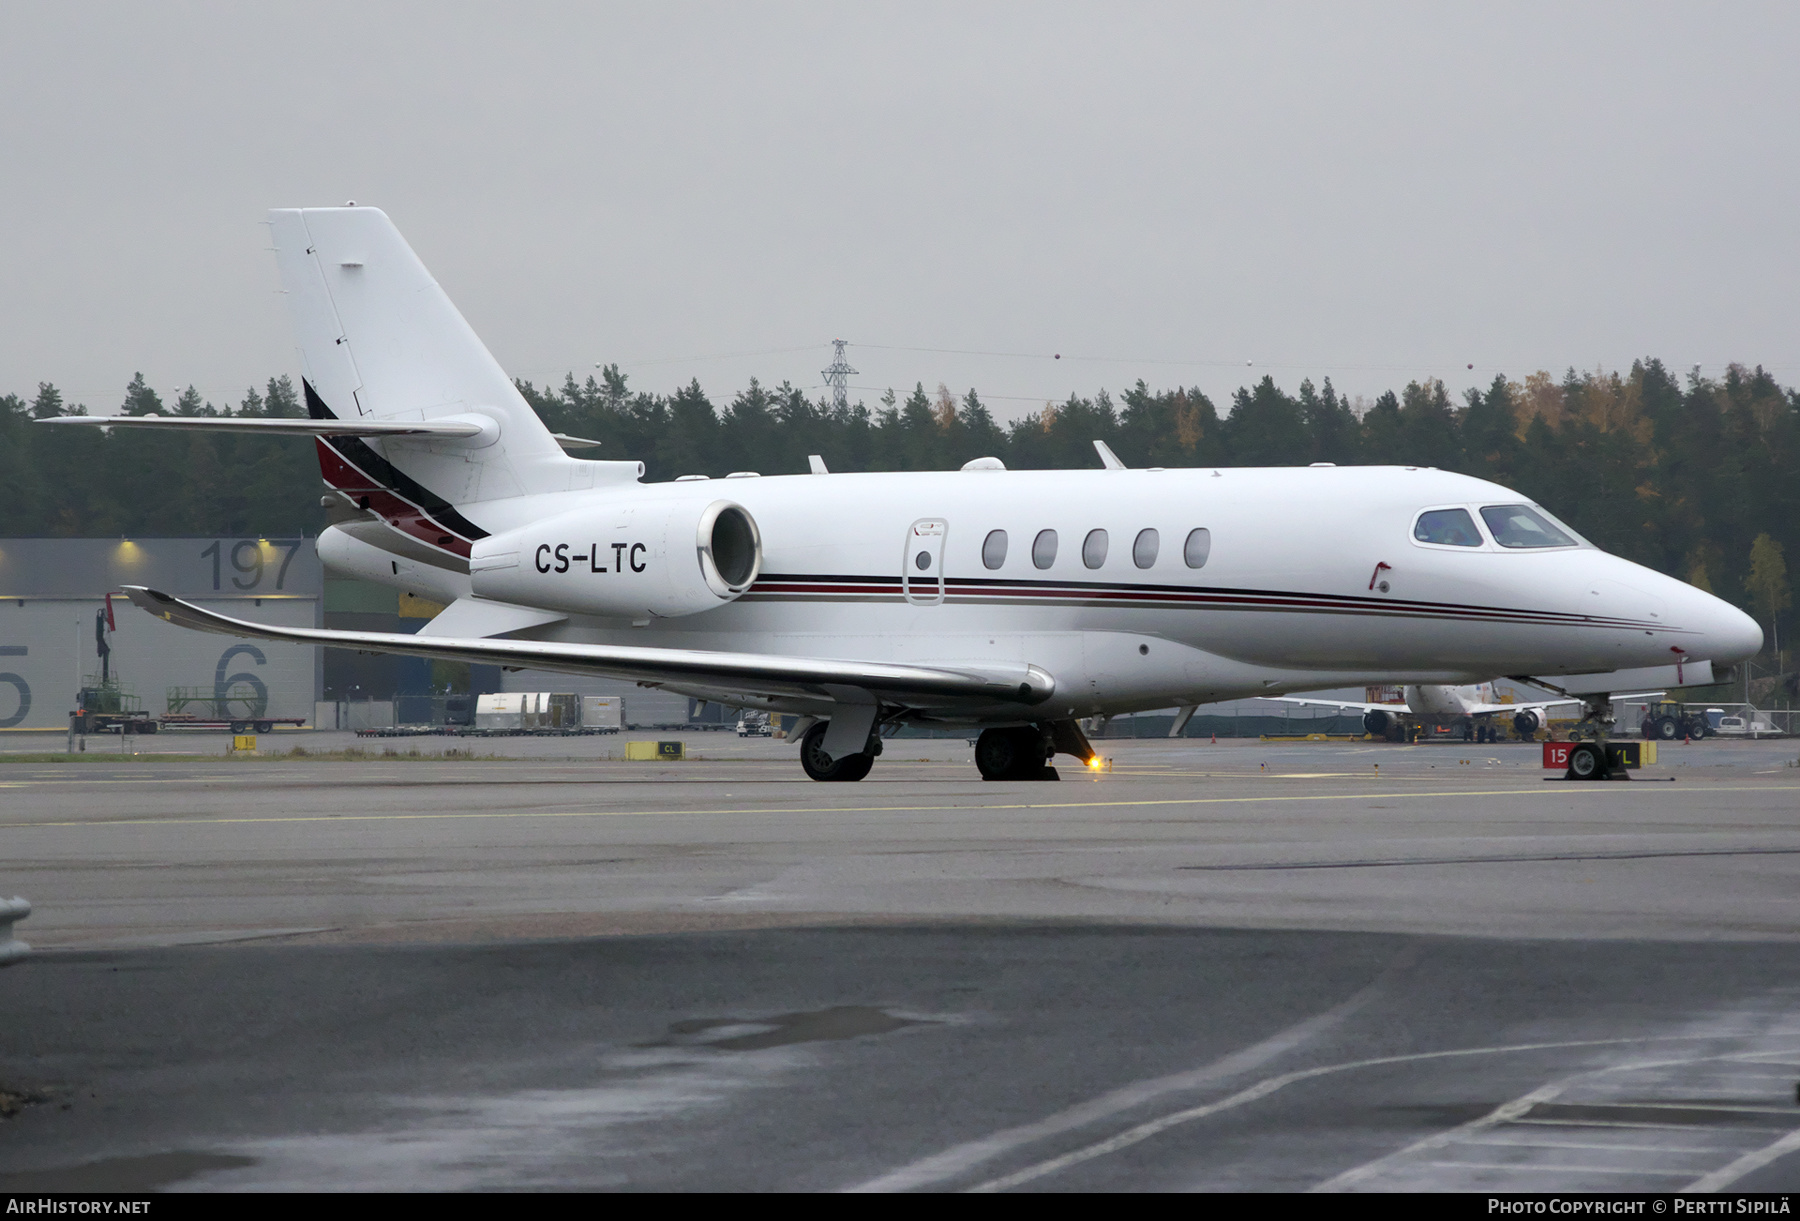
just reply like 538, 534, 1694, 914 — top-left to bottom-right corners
42, 207, 1763, 781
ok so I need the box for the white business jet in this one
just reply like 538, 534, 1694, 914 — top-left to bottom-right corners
42, 207, 1764, 781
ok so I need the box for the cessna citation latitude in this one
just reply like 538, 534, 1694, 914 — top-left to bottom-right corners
43, 207, 1763, 781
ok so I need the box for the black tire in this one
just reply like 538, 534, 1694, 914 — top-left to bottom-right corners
1656, 716, 1679, 740
799, 721, 872, 782
230, 721, 248, 734
254, 721, 273, 734
975, 727, 1048, 780
1567, 742, 1605, 780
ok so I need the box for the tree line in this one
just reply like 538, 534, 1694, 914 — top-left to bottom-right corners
2, 358, 1795, 652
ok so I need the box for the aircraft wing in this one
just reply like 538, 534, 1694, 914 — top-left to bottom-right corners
1257, 695, 1411, 714
122, 586, 1054, 711
1461, 691, 1665, 716
1458, 697, 1578, 716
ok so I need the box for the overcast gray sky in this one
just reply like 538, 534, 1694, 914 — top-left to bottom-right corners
3, 2, 1796, 420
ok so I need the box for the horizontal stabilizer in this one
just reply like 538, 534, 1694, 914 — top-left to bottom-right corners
36, 415, 490, 439
122, 586, 1055, 710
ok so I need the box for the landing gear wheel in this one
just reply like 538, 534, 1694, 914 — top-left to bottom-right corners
799, 722, 874, 782
975, 727, 1054, 780
1567, 742, 1607, 781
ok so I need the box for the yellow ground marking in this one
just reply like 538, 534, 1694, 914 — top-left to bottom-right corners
3, 785, 1799, 831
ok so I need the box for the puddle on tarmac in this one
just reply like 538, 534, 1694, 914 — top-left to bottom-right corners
0, 1151, 257, 1192
652, 1005, 933, 1051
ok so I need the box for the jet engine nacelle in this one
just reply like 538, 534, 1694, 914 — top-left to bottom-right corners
469, 499, 762, 619
1363, 709, 1395, 736
1512, 709, 1542, 737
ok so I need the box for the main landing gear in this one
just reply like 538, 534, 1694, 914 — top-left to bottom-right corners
798, 721, 879, 782
797, 716, 1096, 783
974, 726, 1059, 781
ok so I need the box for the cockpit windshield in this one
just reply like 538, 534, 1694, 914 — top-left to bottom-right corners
1413, 508, 1483, 546
1480, 504, 1580, 548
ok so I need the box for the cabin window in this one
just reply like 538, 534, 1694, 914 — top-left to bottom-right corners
982, 529, 1008, 570
1032, 529, 1059, 569
1134, 528, 1160, 569
1480, 504, 1580, 549
1183, 528, 1210, 568
1082, 529, 1109, 569
1413, 508, 1483, 547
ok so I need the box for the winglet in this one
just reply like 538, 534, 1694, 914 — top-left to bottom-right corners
1093, 440, 1126, 470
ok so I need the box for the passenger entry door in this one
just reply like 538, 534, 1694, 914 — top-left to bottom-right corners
903, 519, 947, 605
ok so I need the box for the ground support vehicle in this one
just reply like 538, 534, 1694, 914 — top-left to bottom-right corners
160, 685, 304, 733
1637, 699, 1711, 741
1545, 738, 1655, 780
71, 683, 158, 734
1714, 712, 1781, 738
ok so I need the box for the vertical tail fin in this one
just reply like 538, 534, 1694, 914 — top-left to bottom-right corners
271, 207, 637, 563
270, 207, 598, 507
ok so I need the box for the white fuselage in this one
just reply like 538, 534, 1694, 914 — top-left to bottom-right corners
326, 462, 1762, 725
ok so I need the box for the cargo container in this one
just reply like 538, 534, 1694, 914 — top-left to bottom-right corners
473, 692, 621, 733
581, 696, 624, 731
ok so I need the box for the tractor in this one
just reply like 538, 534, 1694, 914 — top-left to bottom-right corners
1637, 699, 1710, 741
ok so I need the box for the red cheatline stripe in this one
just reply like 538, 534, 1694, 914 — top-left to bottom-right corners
317, 440, 473, 558
743, 577, 1666, 630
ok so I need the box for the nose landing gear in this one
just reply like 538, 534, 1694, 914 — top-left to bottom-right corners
1565, 692, 1621, 781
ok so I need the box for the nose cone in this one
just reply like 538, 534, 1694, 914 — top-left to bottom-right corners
1705, 597, 1764, 665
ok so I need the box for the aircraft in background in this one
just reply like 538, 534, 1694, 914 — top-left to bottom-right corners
42, 207, 1764, 781
1256, 681, 1659, 743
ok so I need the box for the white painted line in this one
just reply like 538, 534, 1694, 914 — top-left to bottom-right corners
1682, 1126, 1800, 1192
1314, 1049, 1800, 1193
1423, 1160, 1693, 1177
1512, 1117, 1730, 1133
1311, 1080, 1569, 1192
845, 948, 1412, 1192
853, 1036, 1800, 1194
954, 1040, 1713, 1195
1469, 1136, 1726, 1155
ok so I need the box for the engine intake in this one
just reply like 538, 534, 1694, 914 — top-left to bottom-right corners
469, 498, 763, 619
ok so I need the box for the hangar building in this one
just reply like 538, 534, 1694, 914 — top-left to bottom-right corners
0, 537, 693, 731
0, 537, 321, 731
